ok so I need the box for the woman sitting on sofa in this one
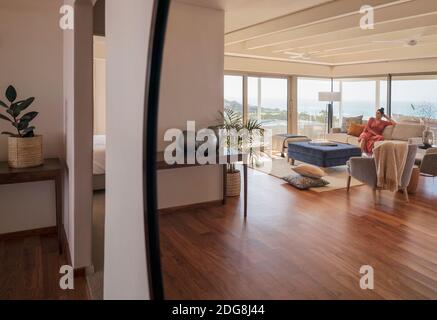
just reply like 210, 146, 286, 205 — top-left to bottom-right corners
359, 108, 396, 154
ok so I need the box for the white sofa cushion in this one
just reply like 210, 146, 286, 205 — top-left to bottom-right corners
346, 136, 360, 147
391, 123, 425, 141
326, 133, 349, 144
382, 125, 395, 140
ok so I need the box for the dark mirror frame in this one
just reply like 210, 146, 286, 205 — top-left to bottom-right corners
143, 0, 171, 300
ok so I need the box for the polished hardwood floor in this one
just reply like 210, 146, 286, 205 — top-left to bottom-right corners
0, 233, 89, 300
160, 168, 437, 300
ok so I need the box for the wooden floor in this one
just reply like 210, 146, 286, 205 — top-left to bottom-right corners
0, 233, 89, 300
160, 168, 437, 300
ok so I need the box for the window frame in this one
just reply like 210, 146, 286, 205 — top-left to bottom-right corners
224, 71, 290, 134
224, 71, 437, 136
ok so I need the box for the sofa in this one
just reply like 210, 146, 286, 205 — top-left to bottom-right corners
327, 121, 425, 146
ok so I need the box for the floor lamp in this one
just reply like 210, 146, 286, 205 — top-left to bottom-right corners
318, 91, 342, 139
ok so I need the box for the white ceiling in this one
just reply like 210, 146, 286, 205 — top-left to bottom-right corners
177, 0, 437, 67
223, 0, 437, 66
177, 0, 334, 32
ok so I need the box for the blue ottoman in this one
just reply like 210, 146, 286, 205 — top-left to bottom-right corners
288, 142, 362, 168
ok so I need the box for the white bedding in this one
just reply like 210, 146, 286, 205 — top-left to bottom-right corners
93, 135, 106, 175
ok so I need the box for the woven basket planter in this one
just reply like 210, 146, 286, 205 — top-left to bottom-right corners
8, 135, 43, 169
226, 170, 241, 197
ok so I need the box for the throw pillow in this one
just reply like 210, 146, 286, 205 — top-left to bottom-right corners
283, 173, 330, 190
292, 164, 325, 179
347, 123, 365, 137
341, 116, 363, 133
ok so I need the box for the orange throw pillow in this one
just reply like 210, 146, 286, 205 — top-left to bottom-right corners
347, 123, 365, 137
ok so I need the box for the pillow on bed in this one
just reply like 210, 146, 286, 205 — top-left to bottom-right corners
292, 164, 325, 179
283, 173, 329, 190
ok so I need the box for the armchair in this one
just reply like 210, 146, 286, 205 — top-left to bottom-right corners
420, 147, 437, 176
347, 144, 418, 202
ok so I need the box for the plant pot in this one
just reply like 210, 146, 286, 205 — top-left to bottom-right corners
8, 135, 43, 169
226, 170, 241, 197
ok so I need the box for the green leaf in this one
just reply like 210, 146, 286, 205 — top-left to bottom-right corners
5, 85, 17, 103
10, 97, 35, 116
19, 111, 38, 123
0, 100, 8, 109
21, 127, 35, 137
17, 120, 29, 131
1, 132, 15, 136
7, 108, 18, 118
0, 114, 12, 122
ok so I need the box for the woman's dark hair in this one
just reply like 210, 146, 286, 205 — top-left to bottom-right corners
377, 107, 385, 115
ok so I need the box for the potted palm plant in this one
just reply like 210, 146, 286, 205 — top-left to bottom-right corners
0, 85, 42, 168
219, 108, 264, 197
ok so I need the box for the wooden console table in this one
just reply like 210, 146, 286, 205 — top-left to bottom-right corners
156, 152, 249, 217
0, 158, 63, 253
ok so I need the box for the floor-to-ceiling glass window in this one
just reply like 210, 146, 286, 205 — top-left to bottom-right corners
391, 75, 437, 122
297, 77, 332, 139
338, 79, 377, 120
224, 75, 244, 118
248, 76, 288, 135
334, 77, 388, 130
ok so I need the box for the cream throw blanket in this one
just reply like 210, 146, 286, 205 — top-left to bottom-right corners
373, 141, 408, 192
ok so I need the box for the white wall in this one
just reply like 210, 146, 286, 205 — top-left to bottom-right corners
104, 0, 154, 300
0, 0, 63, 234
332, 58, 437, 77
157, 1, 225, 209
226, 56, 437, 79
63, 0, 93, 269
225, 56, 332, 78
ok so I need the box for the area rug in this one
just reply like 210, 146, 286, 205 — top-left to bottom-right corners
250, 157, 364, 192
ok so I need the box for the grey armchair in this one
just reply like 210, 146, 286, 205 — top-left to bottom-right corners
420, 148, 437, 177
347, 144, 418, 202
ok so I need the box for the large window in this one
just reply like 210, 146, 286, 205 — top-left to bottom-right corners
248, 77, 288, 135
340, 80, 376, 120
392, 76, 437, 123
224, 74, 288, 135
336, 78, 387, 122
224, 75, 243, 118
297, 78, 332, 139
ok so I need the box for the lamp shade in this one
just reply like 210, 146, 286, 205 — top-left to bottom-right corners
319, 91, 341, 102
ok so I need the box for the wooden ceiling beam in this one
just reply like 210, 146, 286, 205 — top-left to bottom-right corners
243, 0, 437, 50
270, 14, 437, 53
225, 0, 403, 45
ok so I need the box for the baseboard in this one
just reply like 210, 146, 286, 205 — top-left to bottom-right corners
62, 228, 73, 267
0, 226, 56, 240
159, 200, 223, 214
61, 228, 90, 278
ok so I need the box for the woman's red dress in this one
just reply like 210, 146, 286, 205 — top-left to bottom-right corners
359, 117, 392, 154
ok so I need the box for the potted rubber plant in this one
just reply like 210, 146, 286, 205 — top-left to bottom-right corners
0, 85, 42, 168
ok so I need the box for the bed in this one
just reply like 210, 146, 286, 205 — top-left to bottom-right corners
93, 135, 106, 191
